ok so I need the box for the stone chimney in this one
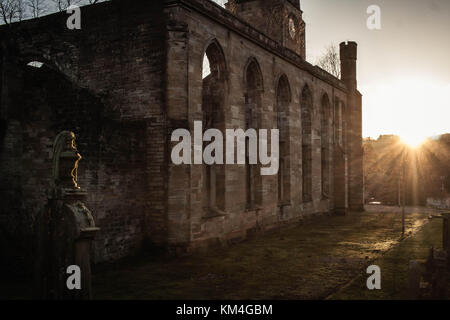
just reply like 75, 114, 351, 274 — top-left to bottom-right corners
340, 41, 357, 91
340, 41, 364, 211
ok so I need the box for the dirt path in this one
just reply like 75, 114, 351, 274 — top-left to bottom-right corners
91, 207, 437, 299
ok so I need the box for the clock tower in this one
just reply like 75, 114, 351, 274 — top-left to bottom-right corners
226, 0, 306, 59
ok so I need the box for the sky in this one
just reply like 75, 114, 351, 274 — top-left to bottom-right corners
213, 0, 450, 141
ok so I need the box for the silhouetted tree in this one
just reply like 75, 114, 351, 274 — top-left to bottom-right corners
50, 0, 82, 11
317, 44, 341, 78
0, 0, 25, 24
25, 0, 48, 18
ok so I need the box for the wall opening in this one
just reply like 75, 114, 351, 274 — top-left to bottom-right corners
321, 94, 331, 198
276, 75, 291, 205
27, 61, 44, 68
244, 59, 263, 209
301, 85, 313, 202
202, 41, 227, 214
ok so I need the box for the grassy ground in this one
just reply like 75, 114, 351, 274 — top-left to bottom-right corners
91, 207, 438, 300
2, 206, 444, 300
330, 215, 448, 299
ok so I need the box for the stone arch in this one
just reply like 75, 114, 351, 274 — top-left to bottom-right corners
21, 53, 52, 68
20, 54, 77, 88
321, 93, 331, 198
202, 39, 227, 215
275, 74, 292, 104
244, 57, 264, 209
276, 74, 291, 205
243, 57, 264, 92
301, 84, 313, 202
10, 39, 81, 86
202, 38, 228, 82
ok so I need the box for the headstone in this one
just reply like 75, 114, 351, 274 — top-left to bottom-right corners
408, 260, 425, 299
34, 131, 99, 299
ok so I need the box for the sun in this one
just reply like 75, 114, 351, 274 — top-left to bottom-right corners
363, 76, 449, 148
400, 134, 427, 148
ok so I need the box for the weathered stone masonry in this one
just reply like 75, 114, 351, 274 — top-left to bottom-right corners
0, 0, 363, 268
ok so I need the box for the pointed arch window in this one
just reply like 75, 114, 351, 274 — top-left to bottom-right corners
301, 85, 313, 202
321, 94, 331, 198
244, 58, 264, 209
276, 75, 291, 205
202, 40, 227, 215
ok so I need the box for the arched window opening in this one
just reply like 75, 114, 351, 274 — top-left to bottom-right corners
321, 94, 331, 198
202, 41, 227, 215
301, 85, 313, 202
244, 59, 263, 209
276, 75, 291, 205
202, 55, 211, 79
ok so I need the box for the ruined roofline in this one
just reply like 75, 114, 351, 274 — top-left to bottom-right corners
0, 0, 348, 92
173, 0, 348, 92
0, 0, 114, 47
0, 0, 109, 31
232, 0, 303, 13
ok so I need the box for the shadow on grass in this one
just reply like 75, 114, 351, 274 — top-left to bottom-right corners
92, 209, 432, 300
330, 217, 448, 300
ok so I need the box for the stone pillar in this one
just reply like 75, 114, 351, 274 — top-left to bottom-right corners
333, 145, 347, 215
340, 42, 364, 211
165, 10, 191, 253
35, 131, 99, 299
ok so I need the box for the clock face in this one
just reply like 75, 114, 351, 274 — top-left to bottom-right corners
289, 18, 296, 39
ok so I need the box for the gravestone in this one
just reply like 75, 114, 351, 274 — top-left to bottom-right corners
34, 131, 99, 299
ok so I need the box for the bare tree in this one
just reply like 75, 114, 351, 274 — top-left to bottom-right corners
316, 44, 341, 78
25, 0, 47, 18
0, 0, 26, 24
0, 0, 109, 23
50, 0, 83, 11
51, 0, 108, 11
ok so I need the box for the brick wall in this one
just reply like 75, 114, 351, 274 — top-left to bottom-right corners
0, 0, 167, 269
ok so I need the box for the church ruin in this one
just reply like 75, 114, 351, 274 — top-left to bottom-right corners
0, 0, 363, 267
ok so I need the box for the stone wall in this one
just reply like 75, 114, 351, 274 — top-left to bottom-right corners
0, 0, 167, 268
164, 0, 354, 252
0, 0, 363, 267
